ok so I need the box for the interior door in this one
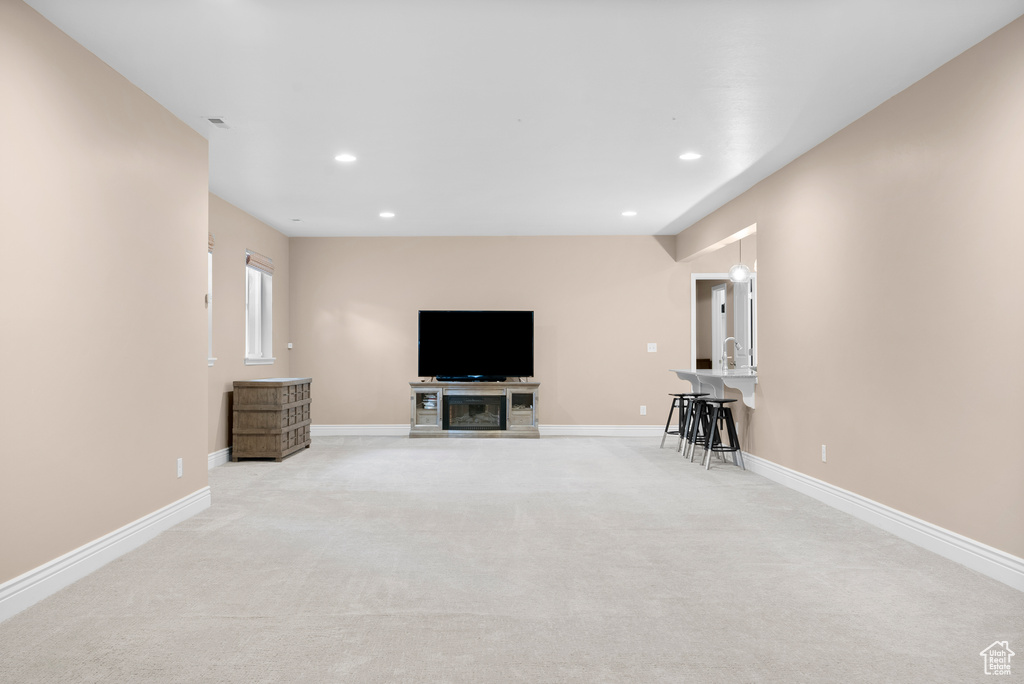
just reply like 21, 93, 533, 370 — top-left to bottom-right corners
711, 284, 726, 371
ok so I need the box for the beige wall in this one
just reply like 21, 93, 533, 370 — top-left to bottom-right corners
207, 194, 291, 454
0, 1, 209, 582
288, 237, 688, 426
675, 17, 1024, 558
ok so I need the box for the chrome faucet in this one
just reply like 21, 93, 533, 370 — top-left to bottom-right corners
721, 336, 738, 371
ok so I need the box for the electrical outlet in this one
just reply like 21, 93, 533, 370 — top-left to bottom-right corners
821, 445, 827, 463
647, 343, 657, 352
177, 458, 183, 478
640, 405, 647, 416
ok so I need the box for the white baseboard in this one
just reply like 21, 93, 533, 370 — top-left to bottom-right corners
0, 487, 211, 624
311, 424, 665, 438
540, 425, 664, 437
312, 424, 410, 437
742, 452, 1024, 592
208, 447, 231, 469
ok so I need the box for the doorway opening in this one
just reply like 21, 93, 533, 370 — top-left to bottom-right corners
691, 273, 756, 371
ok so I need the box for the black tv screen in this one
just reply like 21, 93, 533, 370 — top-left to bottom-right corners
418, 310, 534, 380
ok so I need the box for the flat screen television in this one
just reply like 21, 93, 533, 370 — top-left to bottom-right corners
418, 310, 534, 381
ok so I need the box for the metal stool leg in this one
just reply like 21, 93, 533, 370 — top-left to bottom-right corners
682, 399, 697, 460
659, 396, 679, 448
702, 404, 721, 470
675, 396, 688, 452
723, 407, 745, 470
687, 400, 708, 462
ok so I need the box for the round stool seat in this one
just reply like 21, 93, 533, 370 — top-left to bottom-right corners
702, 397, 738, 404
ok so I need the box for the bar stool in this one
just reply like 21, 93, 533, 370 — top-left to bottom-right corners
683, 396, 711, 462
678, 393, 710, 457
699, 398, 745, 470
660, 393, 709, 450
660, 394, 687, 449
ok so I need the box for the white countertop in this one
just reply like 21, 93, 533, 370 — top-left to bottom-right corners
670, 368, 758, 408
672, 369, 757, 378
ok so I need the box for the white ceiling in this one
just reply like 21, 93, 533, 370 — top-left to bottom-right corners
24, 0, 1024, 237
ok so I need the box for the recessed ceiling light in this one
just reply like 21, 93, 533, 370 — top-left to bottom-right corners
334, 153, 357, 163
679, 152, 702, 161
379, 211, 395, 218
290, 218, 302, 222
622, 210, 638, 217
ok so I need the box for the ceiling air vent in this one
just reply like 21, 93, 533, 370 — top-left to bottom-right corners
205, 117, 230, 129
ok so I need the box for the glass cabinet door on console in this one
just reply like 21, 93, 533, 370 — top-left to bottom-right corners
509, 392, 536, 428
412, 390, 440, 428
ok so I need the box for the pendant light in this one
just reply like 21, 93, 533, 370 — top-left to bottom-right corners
729, 239, 751, 283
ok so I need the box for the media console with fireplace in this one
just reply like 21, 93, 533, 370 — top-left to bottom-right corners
409, 381, 540, 438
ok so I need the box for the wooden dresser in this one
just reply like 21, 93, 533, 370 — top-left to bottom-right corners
232, 377, 312, 461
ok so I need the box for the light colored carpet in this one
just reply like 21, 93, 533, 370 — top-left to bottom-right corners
1, 436, 1021, 683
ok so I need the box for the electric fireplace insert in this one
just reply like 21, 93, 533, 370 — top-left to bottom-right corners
442, 394, 506, 431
